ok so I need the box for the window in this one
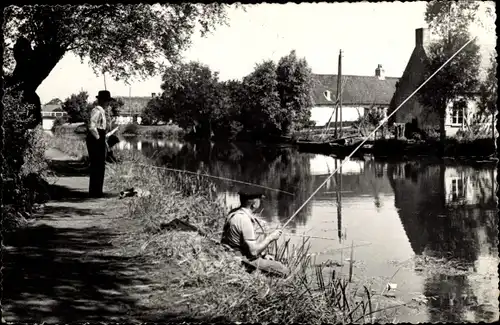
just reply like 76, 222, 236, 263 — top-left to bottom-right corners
451, 178, 465, 201
451, 100, 467, 125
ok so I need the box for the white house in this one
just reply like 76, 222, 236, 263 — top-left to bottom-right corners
41, 103, 67, 130
310, 67, 399, 127
114, 93, 156, 125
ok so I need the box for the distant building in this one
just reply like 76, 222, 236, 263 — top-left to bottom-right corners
389, 28, 493, 137
41, 103, 67, 130
114, 93, 157, 125
310, 67, 399, 127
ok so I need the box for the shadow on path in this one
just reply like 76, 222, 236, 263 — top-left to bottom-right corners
47, 159, 90, 177
3, 223, 150, 323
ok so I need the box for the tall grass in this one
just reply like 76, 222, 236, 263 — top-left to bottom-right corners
105, 151, 400, 323
44, 133, 88, 160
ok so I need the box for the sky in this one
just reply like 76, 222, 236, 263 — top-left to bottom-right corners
36, 2, 496, 104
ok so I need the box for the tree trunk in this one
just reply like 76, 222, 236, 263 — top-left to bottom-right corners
6, 37, 66, 128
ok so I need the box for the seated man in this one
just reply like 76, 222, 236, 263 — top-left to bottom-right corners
221, 191, 290, 277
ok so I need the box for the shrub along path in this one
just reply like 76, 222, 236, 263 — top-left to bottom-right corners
2, 148, 207, 323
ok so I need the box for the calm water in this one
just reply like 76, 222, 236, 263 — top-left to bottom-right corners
116, 137, 498, 323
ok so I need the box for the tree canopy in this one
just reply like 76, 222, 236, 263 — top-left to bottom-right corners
418, 0, 482, 148
142, 50, 314, 141
3, 4, 234, 126
61, 91, 94, 123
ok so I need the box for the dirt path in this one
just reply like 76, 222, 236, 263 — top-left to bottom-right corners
2, 149, 195, 323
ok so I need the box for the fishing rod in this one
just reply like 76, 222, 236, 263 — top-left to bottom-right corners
279, 37, 477, 230
126, 161, 295, 196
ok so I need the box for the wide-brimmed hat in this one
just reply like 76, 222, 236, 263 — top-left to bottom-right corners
239, 191, 266, 203
96, 90, 114, 102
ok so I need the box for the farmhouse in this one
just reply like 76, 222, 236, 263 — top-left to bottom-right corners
310, 67, 399, 127
41, 103, 67, 130
114, 93, 156, 125
389, 28, 494, 137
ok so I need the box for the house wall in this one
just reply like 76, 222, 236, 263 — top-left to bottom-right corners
310, 105, 366, 126
389, 48, 440, 129
389, 28, 440, 130
115, 115, 143, 125
42, 118, 55, 130
444, 97, 494, 137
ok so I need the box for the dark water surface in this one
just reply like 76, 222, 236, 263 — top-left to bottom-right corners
116, 137, 498, 323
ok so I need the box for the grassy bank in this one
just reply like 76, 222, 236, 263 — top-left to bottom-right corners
44, 132, 88, 160
120, 124, 185, 139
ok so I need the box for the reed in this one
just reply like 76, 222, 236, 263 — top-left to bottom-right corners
104, 151, 401, 323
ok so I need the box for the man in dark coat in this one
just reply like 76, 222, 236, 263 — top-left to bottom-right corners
86, 90, 114, 198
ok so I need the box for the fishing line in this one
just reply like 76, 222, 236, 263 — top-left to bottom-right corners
124, 161, 295, 196
280, 37, 477, 231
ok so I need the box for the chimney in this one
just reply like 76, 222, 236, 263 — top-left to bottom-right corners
415, 28, 429, 48
375, 64, 385, 80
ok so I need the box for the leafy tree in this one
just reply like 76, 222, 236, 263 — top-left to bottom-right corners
214, 80, 245, 140
478, 54, 497, 144
276, 50, 314, 135
418, 1, 482, 154
242, 60, 282, 138
141, 97, 167, 125
46, 98, 62, 105
3, 4, 233, 127
61, 91, 94, 123
159, 61, 224, 138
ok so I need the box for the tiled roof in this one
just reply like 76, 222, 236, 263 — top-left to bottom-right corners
42, 104, 63, 112
312, 74, 399, 106
115, 96, 152, 116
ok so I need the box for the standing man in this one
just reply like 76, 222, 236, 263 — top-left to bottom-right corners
221, 191, 289, 277
86, 90, 113, 198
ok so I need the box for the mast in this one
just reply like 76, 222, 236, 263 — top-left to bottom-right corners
338, 49, 343, 138
335, 159, 343, 243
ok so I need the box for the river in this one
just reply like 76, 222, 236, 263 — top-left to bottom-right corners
115, 137, 498, 323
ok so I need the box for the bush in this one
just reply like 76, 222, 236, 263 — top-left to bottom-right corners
3, 90, 50, 231
122, 123, 139, 135
51, 116, 67, 133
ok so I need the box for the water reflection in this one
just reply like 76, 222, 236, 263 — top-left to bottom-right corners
388, 162, 498, 322
117, 137, 498, 322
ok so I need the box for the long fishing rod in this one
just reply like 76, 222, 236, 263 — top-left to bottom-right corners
279, 37, 477, 230
126, 161, 295, 196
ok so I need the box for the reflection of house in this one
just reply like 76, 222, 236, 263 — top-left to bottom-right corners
389, 28, 491, 137
309, 155, 364, 175
388, 162, 497, 262
41, 103, 67, 130
444, 167, 497, 207
114, 93, 155, 125
310, 68, 399, 126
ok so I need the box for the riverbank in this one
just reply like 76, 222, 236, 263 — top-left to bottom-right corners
294, 137, 497, 161
4, 135, 413, 323
53, 123, 185, 139
53, 122, 497, 160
